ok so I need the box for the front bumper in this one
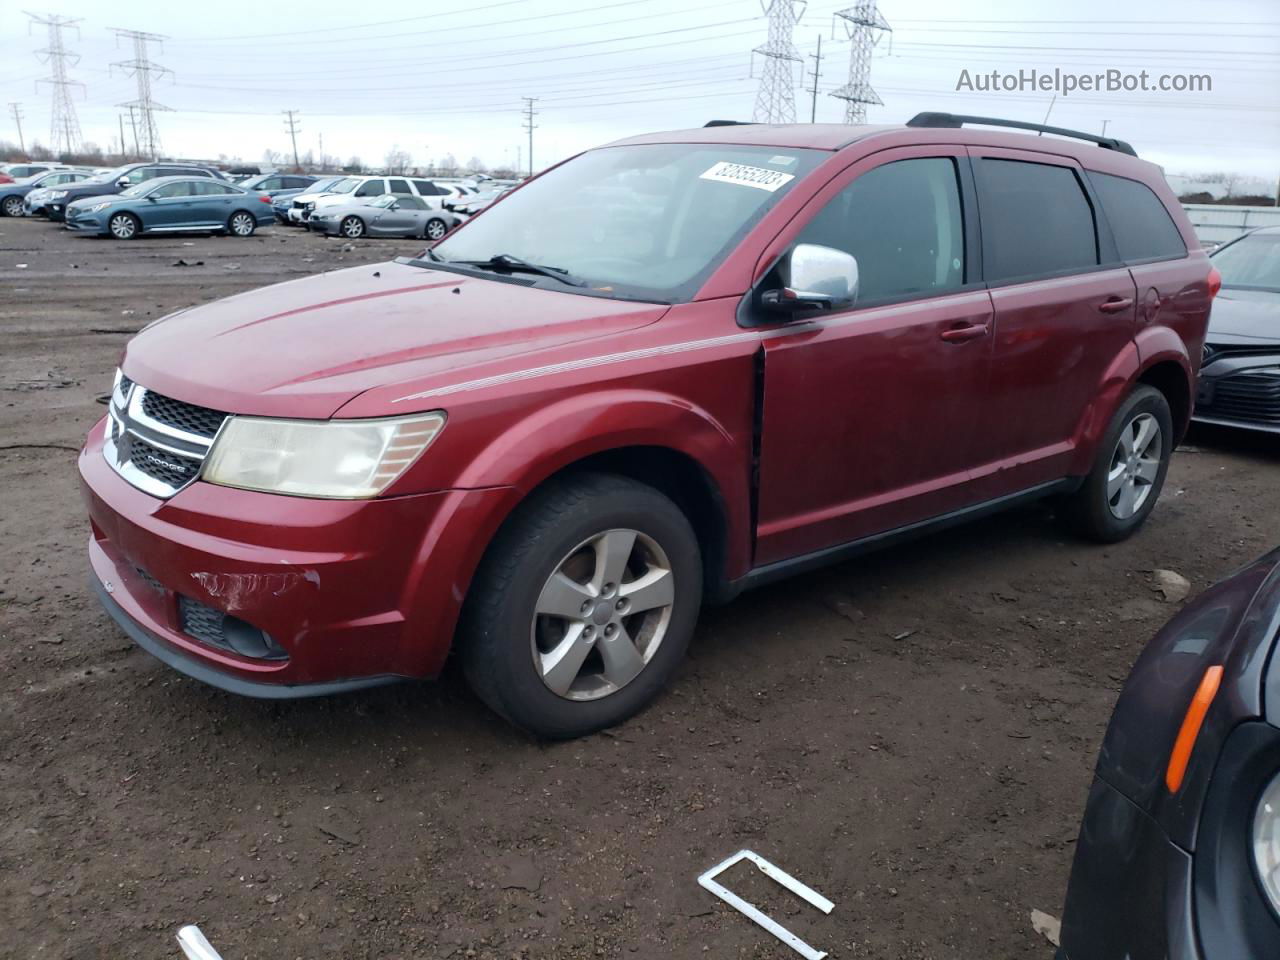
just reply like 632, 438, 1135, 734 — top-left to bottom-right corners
80, 416, 513, 694
1193, 354, 1280, 434
65, 209, 108, 233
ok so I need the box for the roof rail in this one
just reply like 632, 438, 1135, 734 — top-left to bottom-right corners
905, 112, 1138, 157
704, 120, 755, 128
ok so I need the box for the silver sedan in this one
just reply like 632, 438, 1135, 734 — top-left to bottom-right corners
308, 194, 460, 240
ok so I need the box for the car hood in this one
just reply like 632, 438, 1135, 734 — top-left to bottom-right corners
121, 260, 668, 419
1206, 288, 1280, 346
59, 181, 121, 200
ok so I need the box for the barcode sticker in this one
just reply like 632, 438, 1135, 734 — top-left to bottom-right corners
699, 161, 795, 192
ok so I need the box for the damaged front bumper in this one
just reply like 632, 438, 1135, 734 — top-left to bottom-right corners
79, 416, 510, 695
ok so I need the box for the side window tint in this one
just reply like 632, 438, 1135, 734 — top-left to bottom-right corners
794, 157, 966, 302
975, 159, 1098, 282
1090, 172, 1186, 263
388, 178, 412, 194
151, 181, 194, 198
355, 179, 384, 197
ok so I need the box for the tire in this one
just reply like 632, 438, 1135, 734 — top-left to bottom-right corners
228, 211, 256, 237
1, 195, 22, 218
424, 217, 448, 241
460, 472, 702, 739
1063, 385, 1173, 542
108, 212, 140, 240
340, 215, 365, 239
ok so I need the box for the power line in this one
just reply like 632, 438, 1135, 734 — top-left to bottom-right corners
831, 1, 891, 124
283, 109, 301, 169
8, 102, 26, 155
522, 96, 538, 177
110, 27, 172, 160
27, 11, 84, 156
753, 0, 803, 124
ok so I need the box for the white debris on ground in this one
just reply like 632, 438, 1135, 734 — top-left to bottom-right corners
1151, 569, 1192, 603
1031, 908, 1062, 947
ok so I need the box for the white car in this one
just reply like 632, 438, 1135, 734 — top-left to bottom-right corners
289, 175, 457, 227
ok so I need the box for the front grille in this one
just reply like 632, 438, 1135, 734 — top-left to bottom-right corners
129, 436, 203, 488
141, 390, 227, 439
118, 374, 133, 395
1199, 370, 1280, 425
178, 595, 288, 661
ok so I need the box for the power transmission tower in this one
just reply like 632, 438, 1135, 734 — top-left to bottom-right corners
752, 0, 804, 124
807, 35, 823, 123
830, 1, 891, 124
27, 12, 84, 156
9, 103, 26, 155
283, 110, 301, 170
521, 97, 538, 178
109, 28, 172, 160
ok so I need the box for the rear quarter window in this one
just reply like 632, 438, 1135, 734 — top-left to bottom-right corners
975, 158, 1099, 283
1089, 171, 1187, 263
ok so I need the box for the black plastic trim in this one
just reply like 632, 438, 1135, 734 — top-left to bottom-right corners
906, 112, 1138, 156
92, 577, 404, 699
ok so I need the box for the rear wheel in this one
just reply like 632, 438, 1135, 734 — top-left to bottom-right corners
1063, 385, 1173, 542
228, 211, 256, 237
108, 212, 139, 240
460, 473, 702, 739
1, 195, 22, 217
424, 217, 448, 241
340, 215, 365, 239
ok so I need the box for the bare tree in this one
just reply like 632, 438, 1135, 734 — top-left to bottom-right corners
384, 145, 412, 174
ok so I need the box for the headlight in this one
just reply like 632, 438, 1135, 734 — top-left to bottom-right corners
86, 201, 111, 213
1254, 772, 1280, 916
202, 412, 445, 498
50, 190, 68, 199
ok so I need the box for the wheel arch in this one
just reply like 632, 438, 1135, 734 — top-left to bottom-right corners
1136, 357, 1193, 445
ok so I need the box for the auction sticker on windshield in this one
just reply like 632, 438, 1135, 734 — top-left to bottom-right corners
699, 161, 795, 192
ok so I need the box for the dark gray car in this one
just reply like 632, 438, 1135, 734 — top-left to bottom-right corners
1194, 226, 1280, 433
1058, 546, 1280, 959
307, 193, 459, 240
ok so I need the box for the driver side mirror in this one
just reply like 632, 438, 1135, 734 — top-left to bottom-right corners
762, 243, 859, 314
116, 177, 130, 188
388, 200, 400, 210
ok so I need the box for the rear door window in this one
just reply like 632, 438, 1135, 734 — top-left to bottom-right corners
974, 158, 1098, 282
793, 156, 966, 303
1088, 172, 1187, 263
412, 179, 444, 196
387, 178, 412, 195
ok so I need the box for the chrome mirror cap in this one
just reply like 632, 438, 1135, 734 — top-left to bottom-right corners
763, 243, 859, 313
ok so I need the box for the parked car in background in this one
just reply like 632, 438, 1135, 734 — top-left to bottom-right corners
444, 185, 514, 218
0, 161, 66, 180
1058, 546, 1280, 959
64, 176, 273, 239
2, 168, 94, 217
45, 161, 228, 221
290, 175, 454, 226
238, 172, 317, 197
308, 193, 459, 240
81, 115, 1214, 738
272, 175, 346, 223
1194, 226, 1280, 434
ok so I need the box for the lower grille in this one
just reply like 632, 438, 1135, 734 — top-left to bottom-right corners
178, 595, 287, 661
1199, 371, 1280, 425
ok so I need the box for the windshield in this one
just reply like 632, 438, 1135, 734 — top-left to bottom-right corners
119, 182, 154, 198
328, 178, 358, 195
1213, 232, 1280, 293
431, 143, 825, 302
371, 195, 397, 208
300, 178, 338, 195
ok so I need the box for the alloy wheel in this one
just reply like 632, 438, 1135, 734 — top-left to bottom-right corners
109, 214, 136, 239
1106, 412, 1162, 520
530, 528, 675, 701
230, 213, 254, 236
342, 216, 364, 238
2, 196, 22, 217
425, 218, 447, 240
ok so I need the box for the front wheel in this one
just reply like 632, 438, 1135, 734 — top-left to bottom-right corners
1063, 385, 1173, 542
1, 195, 23, 218
460, 473, 702, 739
227, 211, 256, 237
108, 212, 139, 240
340, 215, 365, 239
424, 217, 448, 241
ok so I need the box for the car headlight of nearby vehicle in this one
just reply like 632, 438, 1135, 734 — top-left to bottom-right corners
49, 189, 68, 199
1254, 772, 1280, 916
85, 201, 112, 213
202, 412, 446, 498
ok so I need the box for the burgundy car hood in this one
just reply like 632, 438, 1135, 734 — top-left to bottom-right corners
122, 260, 668, 418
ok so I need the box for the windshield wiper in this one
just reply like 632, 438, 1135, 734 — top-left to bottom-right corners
451, 253, 587, 287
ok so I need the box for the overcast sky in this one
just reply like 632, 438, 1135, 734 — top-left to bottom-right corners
2, 0, 1276, 179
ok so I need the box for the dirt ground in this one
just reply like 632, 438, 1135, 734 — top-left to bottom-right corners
2, 216, 1278, 960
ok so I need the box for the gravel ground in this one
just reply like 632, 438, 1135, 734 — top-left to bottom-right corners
2, 216, 1278, 960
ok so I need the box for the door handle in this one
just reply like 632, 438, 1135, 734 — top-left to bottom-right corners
940, 322, 989, 343
1098, 297, 1134, 314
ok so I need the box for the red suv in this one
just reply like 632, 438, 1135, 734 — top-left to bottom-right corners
81, 114, 1217, 737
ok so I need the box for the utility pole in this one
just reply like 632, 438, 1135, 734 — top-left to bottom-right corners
110, 28, 172, 160
27, 12, 85, 156
127, 104, 139, 157
521, 97, 538, 178
117, 113, 126, 159
8, 103, 25, 155
283, 110, 301, 170
807, 35, 823, 123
